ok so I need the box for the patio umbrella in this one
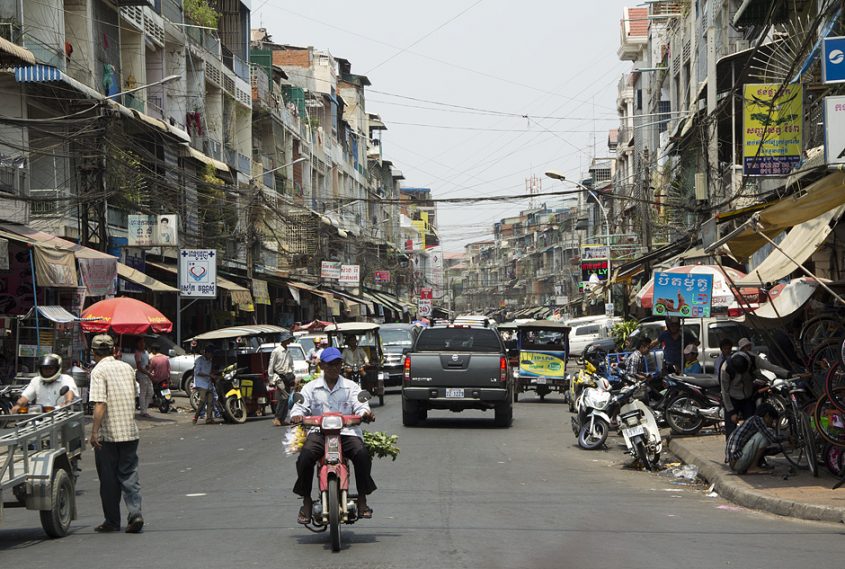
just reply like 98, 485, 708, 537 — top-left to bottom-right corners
635, 265, 758, 310
80, 297, 173, 335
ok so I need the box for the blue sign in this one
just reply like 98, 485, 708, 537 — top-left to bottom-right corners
652, 272, 714, 319
822, 36, 845, 84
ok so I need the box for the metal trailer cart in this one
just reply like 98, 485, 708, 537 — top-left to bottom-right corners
0, 403, 85, 537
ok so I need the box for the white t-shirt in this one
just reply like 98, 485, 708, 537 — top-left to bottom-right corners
22, 374, 78, 406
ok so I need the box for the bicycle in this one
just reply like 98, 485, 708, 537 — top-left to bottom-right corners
766, 376, 819, 477
800, 315, 845, 361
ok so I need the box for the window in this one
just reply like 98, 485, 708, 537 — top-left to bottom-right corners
415, 329, 501, 352
575, 325, 601, 336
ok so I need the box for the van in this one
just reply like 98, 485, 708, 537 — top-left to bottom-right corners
566, 315, 622, 357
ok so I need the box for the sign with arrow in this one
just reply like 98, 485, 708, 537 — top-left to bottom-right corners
179, 249, 217, 298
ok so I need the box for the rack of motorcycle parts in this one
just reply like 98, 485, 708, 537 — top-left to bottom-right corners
0, 402, 85, 538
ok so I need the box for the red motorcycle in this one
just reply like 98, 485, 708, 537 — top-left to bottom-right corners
293, 391, 372, 552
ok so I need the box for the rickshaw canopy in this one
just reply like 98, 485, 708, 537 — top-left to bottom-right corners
515, 320, 571, 332
323, 322, 381, 333
188, 324, 289, 342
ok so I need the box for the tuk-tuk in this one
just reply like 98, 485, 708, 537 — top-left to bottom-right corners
497, 321, 519, 368
513, 320, 571, 401
323, 322, 386, 406
187, 324, 290, 421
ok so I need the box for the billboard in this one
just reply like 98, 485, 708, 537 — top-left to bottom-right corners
742, 84, 803, 176
652, 272, 713, 318
128, 214, 178, 247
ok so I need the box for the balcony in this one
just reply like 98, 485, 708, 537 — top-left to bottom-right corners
237, 153, 251, 175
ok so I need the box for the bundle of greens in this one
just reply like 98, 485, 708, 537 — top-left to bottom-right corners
363, 431, 400, 461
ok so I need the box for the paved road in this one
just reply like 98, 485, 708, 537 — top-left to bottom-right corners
1, 390, 843, 569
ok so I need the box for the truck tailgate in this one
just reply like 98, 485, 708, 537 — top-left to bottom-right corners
407, 353, 503, 388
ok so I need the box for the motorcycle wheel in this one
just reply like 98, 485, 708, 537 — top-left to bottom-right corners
578, 417, 608, 450
223, 396, 247, 424
665, 395, 705, 435
328, 478, 342, 552
159, 399, 170, 414
633, 437, 655, 471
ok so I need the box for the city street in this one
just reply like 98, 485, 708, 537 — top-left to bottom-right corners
1, 390, 843, 569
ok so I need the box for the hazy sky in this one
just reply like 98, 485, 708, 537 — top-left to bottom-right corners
253, 0, 635, 251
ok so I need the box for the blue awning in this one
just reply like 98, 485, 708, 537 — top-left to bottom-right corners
14, 64, 62, 82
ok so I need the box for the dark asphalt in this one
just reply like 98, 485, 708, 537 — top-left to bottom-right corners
1, 390, 843, 569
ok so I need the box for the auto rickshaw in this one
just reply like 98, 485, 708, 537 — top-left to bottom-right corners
323, 322, 386, 406
513, 320, 571, 401
187, 324, 291, 420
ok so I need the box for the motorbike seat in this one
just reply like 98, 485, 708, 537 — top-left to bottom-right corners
678, 373, 719, 389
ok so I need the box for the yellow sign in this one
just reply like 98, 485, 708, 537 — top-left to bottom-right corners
411, 220, 427, 249
742, 83, 803, 176
519, 351, 566, 379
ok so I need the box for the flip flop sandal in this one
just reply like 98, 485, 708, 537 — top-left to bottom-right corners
297, 506, 311, 525
358, 506, 374, 519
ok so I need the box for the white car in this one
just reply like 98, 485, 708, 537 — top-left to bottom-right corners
566, 316, 621, 357
258, 343, 310, 382
118, 334, 199, 393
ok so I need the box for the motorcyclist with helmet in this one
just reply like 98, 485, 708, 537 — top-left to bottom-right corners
11, 353, 78, 413
269, 331, 297, 427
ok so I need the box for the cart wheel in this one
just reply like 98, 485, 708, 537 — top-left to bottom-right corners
41, 468, 74, 538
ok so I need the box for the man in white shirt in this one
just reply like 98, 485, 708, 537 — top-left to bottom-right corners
341, 335, 369, 379
290, 347, 376, 524
11, 354, 77, 412
268, 331, 296, 426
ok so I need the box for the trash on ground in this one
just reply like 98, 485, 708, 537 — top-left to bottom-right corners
672, 464, 699, 480
706, 492, 719, 498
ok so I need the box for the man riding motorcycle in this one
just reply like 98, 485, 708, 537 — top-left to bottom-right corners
341, 335, 369, 381
269, 331, 296, 427
11, 353, 78, 413
290, 347, 376, 524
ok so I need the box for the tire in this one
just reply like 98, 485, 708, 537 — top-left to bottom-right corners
494, 402, 513, 427
159, 398, 171, 414
223, 396, 247, 424
183, 372, 194, 396
800, 316, 845, 360
824, 361, 845, 413
328, 478, 341, 552
823, 444, 845, 477
633, 437, 654, 471
813, 390, 845, 447
664, 395, 705, 436
189, 386, 199, 412
402, 398, 420, 427
578, 417, 609, 450
40, 468, 74, 538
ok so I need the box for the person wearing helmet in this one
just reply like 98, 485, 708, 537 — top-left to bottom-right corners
269, 331, 296, 427
11, 353, 78, 413
308, 337, 328, 371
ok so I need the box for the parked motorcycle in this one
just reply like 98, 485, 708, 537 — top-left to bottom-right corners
663, 373, 723, 435
0, 385, 21, 414
293, 390, 374, 552
153, 378, 174, 414
192, 365, 247, 424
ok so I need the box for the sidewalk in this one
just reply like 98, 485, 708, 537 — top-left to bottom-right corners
669, 434, 845, 524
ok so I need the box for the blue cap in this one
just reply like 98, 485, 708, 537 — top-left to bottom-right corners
320, 346, 343, 363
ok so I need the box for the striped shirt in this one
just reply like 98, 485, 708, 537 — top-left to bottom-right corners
89, 356, 139, 442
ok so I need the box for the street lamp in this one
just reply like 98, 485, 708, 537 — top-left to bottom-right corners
545, 170, 612, 308
105, 74, 181, 100
255, 156, 308, 180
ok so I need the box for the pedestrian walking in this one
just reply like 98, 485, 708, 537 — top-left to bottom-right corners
87, 334, 144, 534
134, 338, 153, 418
193, 345, 218, 425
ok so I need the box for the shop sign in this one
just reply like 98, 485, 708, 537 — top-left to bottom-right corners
581, 245, 609, 260
652, 271, 714, 318
179, 249, 217, 298
742, 83, 803, 176
374, 270, 390, 284
824, 95, 845, 166
580, 260, 608, 282
321, 261, 341, 280
339, 264, 360, 286
128, 214, 178, 247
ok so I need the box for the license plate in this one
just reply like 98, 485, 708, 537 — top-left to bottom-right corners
623, 425, 645, 439
160, 389, 171, 397
445, 388, 465, 398
534, 377, 547, 385
257, 397, 267, 404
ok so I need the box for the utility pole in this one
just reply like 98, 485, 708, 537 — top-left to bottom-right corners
641, 147, 653, 253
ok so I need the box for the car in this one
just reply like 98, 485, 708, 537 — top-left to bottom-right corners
380, 323, 422, 386
566, 316, 621, 357
118, 334, 199, 393
258, 342, 310, 382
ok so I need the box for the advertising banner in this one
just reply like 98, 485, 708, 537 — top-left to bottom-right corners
743, 84, 803, 176
253, 278, 270, 305
519, 351, 566, 379
374, 270, 391, 284
179, 249, 217, 298
581, 244, 609, 260
580, 260, 608, 282
78, 257, 117, 297
339, 264, 360, 286
420, 288, 433, 300
417, 299, 432, 317
128, 214, 179, 247
651, 271, 713, 318
320, 261, 341, 280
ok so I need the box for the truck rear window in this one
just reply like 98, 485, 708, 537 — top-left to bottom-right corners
414, 328, 502, 352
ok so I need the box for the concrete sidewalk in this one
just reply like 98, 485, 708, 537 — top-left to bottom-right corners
669, 433, 845, 523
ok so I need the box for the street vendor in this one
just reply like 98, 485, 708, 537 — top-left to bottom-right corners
11, 354, 78, 412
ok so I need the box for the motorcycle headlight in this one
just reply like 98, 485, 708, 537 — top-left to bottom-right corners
321, 416, 343, 430
231, 377, 240, 388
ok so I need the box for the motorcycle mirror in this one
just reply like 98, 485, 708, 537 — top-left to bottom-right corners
59, 385, 70, 396
357, 390, 372, 403
292, 393, 305, 405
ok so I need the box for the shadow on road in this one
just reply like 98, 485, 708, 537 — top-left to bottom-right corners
295, 528, 401, 550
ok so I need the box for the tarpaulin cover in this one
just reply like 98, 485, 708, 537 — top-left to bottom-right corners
80, 297, 172, 334
33, 245, 77, 287
78, 257, 117, 296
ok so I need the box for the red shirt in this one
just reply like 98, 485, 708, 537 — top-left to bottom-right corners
148, 353, 171, 384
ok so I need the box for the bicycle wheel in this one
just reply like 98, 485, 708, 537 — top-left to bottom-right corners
800, 316, 845, 360
807, 340, 841, 392
814, 389, 845, 447
824, 360, 845, 413
776, 408, 808, 470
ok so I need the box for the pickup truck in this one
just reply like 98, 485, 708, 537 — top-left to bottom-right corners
401, 325, 513, 427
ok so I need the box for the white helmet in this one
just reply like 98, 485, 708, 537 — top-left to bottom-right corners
38, 354, 63, 383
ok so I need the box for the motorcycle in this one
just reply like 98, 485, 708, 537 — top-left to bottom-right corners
153, 378, 174, 414
663, 373, 723, 435
343, 366, 364, 386
292, 390, 373, 552
0, 385, 21, 414
575, 378, 663, 470
191, 365, 247, 424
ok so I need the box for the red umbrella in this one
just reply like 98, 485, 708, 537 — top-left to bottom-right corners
81, 297, 173, 335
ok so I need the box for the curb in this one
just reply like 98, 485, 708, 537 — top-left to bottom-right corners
668, 438, 845, 524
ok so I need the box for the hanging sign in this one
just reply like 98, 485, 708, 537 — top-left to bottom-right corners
374, 271, 391, 284
580, 260, 608, 282
339, 264, 360, 286
651, 271, 714, 318
321, 261, 341, 280
742, 84, 803, 176
179, 249, 217, 298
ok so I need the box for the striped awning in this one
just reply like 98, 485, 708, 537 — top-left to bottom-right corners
14, 64, 63, 83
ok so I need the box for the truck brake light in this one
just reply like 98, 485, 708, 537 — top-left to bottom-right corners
403, 356, 411, 382
499, 356, 507, 382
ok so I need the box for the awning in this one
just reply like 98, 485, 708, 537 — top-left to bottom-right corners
0, 223, 114, 260
742, 278, 822, 322
727, 172, 845, 258
615, 235, 693, 281
0, 37, 35, 65
117, 262, 178, 293
186, 146, 230, 173
325, 288, 374, 312
20, 305, 80, 324
287, 280, 335, 303
367, 290, 406, 313
130, 108, 191, 143
735, 205, 845, 286
188, 324, 289, 342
